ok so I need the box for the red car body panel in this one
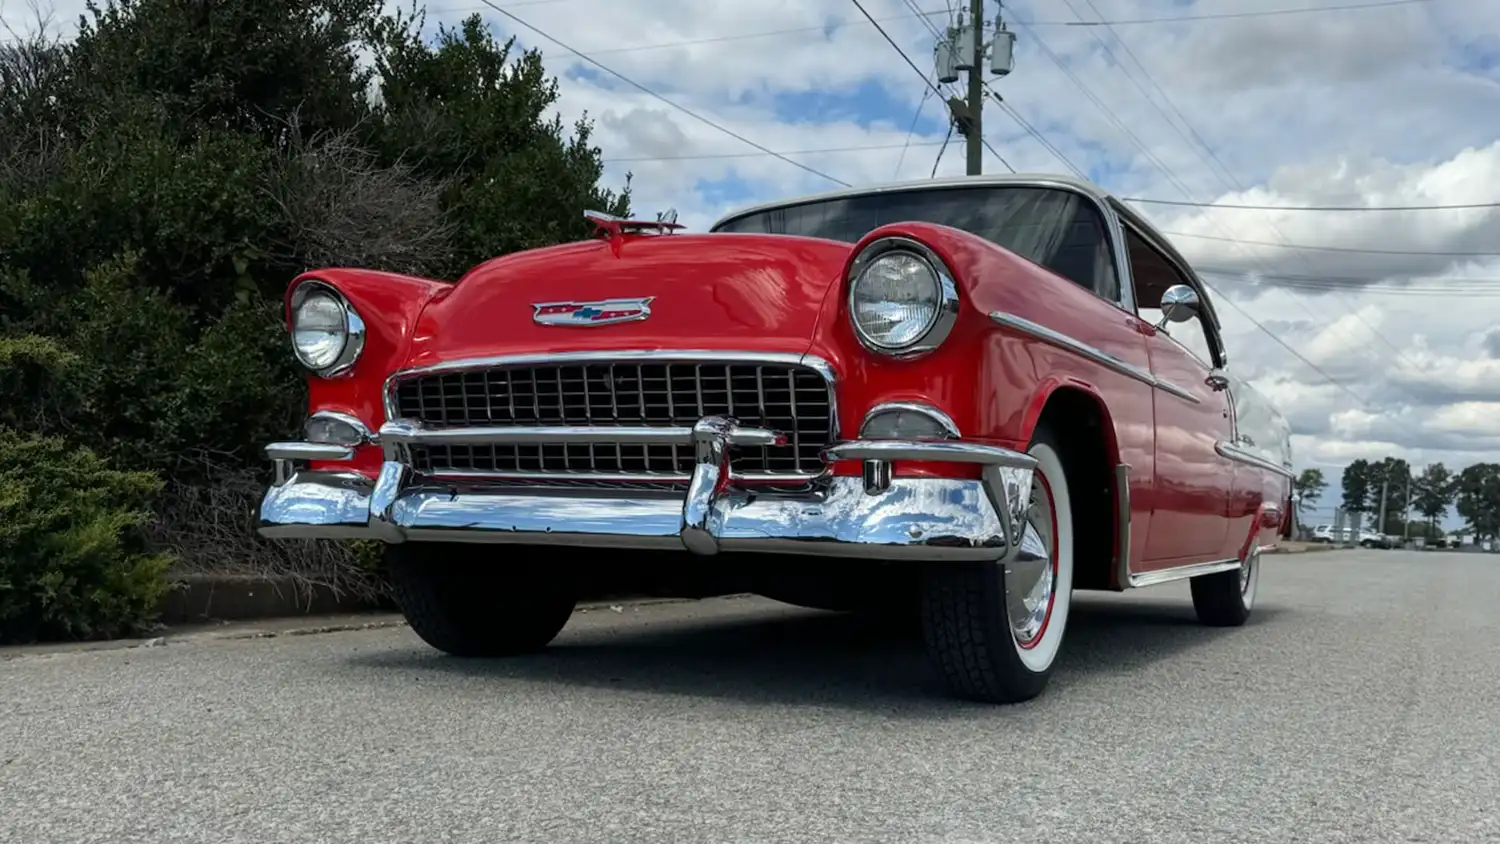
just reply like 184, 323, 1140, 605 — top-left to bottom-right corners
285, 196, 1291, 584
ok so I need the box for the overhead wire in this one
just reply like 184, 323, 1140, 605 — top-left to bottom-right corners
1160, 229, 1500, 257
1124, 196, 1500, 212
932, 123, 956, 178
1006, 16, 1390, 413
1061, 0, 1427, 389
602, 139, 947, 164
895, 85, 935, 178
1020, 0, 1433, 27
474, 0, 851, 187
848, 0, 1015, 173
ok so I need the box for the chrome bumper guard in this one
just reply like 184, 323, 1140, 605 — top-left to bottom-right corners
258, 416, 1037, 562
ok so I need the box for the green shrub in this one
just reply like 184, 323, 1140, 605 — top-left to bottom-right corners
0, 1, 633, 640
0, 430, 172, 643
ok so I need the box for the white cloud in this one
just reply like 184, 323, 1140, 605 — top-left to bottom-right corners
8, 0, 1500, 519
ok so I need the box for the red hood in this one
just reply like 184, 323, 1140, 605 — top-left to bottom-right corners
402, 233, 852, 368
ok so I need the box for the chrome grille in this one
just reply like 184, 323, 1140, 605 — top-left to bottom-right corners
391, 360, 833, 478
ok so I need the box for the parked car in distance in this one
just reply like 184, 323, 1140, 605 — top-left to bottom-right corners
1312, 525, 1390, 547
258, 173, 1296, 704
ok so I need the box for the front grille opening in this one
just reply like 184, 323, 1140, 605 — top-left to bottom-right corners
393, 360, 833, 478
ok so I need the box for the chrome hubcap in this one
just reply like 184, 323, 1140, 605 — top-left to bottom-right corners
1006, 476, 1055, 648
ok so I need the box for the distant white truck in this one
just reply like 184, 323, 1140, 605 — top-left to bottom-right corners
1311, 525, 1391, 548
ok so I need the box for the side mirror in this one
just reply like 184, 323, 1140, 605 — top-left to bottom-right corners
1158, 284, 1201, 328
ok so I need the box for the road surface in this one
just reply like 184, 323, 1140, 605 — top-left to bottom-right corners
2, 549, 1496, 843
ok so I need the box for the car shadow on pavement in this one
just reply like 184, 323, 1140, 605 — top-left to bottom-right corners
347, 594, 1285, 714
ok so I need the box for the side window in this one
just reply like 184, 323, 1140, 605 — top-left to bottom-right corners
1125, 227, 1217, 367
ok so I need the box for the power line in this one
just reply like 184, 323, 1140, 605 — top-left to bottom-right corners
601, 139, 946, 163
847, 0, 1015, 173
510, 8, 951, 61
1022, 0, 1431, 27
895, 86, 935, 179
1124, 196, 1500, 212
1063, 0, 1426, 379
1164, 229, 1500, 257
1007, 18, 1402, 422
475, 0, 850, 187
1203, 267, 1500, 295
986, 88, 1088, 179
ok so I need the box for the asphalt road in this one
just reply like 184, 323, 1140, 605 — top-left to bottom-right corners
3, 549, 1497, 844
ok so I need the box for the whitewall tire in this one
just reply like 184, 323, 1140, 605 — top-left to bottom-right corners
921, 426, 1075, 704
1191, 542, 1258, 627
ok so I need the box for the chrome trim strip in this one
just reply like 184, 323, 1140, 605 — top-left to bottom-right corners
266, 442, 355, 461
823, 439, 1035, 468
988, 311, 1202, 404
414, 469, 822, 486
1114, 463, 1132, 590
1151, 377, 1202, 404
859, 401, 961, 439
378, 420, 786, 449
1216, 440, 1297, 480
265, 442, 356, 487
1128, 558, 1241, 588
847, 236, 961, 359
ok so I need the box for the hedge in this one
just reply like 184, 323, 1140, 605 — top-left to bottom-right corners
0, 0, 629, 643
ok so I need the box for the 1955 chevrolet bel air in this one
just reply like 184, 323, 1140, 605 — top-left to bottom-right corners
259, 173, 1294, 704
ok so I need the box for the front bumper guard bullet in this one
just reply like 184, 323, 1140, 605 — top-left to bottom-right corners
258, 416, 1038, 562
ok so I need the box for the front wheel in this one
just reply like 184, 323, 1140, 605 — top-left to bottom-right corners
921, 430, 1075, 704
386, 544, 577, 657
1191, 544, 1258, 627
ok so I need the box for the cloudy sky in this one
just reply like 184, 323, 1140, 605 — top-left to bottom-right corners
7, 0, 1499, 526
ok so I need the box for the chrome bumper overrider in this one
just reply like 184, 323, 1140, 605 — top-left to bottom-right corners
258, 415, 1037, 561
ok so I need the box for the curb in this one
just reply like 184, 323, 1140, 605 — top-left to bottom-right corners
3, 593, 751, 660
154, 574, 699, 625
156, 574, 377, 624
1265, 544, 1336, 554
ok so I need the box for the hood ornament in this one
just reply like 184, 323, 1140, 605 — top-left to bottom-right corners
533, 297, 654, 327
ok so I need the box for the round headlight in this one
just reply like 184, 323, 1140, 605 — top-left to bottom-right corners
290, 283, 365, 376
847, 240, 958, 356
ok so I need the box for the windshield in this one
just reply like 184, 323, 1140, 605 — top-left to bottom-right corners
713, 185, 1119, 300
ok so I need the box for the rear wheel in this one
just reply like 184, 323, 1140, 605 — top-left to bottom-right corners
921, 428, 1075, 704
386, 544, 577, 657
1191, 544, 1258, 627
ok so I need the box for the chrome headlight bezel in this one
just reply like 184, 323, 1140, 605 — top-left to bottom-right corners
289, 280, 366, 378
846, 236, 960, 359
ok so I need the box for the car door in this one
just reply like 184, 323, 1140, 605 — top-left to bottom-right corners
1120, 224, 1234, 566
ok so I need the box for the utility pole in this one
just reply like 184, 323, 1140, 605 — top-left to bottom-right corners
965, 0, 986, 176
934, 2, 1015, 177
1403, 477, 1414, 541
1377, 476, 1390, 538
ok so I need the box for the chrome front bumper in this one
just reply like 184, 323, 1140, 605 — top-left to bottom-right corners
258, 416, 1037, 562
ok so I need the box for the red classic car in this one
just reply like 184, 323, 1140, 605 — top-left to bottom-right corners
260, 174, 1295, 704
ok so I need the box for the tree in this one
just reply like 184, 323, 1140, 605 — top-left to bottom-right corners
1454, 463, 1500, 541
1341, 459, 1372, 512
1368, 457, 1412, 534
1294, 468, 1326, 515
0, 0, 630, 640
1413, 463, 1454, 534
